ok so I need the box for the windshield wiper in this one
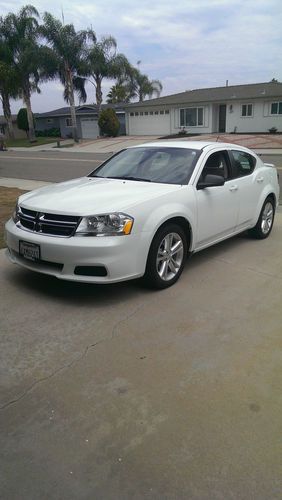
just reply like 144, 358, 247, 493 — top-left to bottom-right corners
107, 176, 151, 182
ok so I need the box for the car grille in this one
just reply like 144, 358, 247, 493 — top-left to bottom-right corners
19, 207, 81, 237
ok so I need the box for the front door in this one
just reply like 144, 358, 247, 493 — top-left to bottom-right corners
218, 105, 226, 132
194, 150, 239, 249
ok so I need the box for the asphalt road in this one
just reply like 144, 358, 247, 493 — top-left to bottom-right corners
0, 150, 281, 196
0, 150, 110, 182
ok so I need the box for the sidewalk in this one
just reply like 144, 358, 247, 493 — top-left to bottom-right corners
0, 178, 52, 190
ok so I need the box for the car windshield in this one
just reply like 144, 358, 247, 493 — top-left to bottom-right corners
89, 147, 201, 185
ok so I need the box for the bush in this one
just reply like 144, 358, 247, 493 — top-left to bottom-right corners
17, 108, 29, 135
35, 128, 60, 138
98, 109, 120, 137
268, 127, 278, 134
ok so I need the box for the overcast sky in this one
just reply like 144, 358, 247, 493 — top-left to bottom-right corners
1, 0, 282, 114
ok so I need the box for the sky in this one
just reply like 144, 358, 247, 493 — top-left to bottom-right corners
1, 0, 282, 114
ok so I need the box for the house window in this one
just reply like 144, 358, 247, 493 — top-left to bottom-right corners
271, 102, 282, 115
241, 104, 253, 117
135, 112, 139, 116
154, 111, 159, 115
66, 118, 72, 127
165, 110, 170, 114
130, 112, 134, 116
145, 111, 148, 116
140, 111, 144, 116
180, 107, 204, 127
160, 110, 164, 115
47, 118, 53, 124
150, 111, 154, 115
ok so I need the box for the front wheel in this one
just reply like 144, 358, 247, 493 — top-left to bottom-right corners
144, 224, 188, 289
248, 196, 275, 239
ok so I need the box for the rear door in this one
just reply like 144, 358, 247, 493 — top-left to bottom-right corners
229, 149, 262, 230
194, 149, 239, 249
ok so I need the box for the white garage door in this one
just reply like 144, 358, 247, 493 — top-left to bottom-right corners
81, 118, 99, 139
128, 111, 171, 136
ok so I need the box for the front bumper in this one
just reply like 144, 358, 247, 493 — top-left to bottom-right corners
5, 219, 147, 283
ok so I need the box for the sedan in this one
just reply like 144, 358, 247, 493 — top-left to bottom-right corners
5, 141, 280, 288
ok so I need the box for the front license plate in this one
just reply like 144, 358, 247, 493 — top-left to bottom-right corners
19, 241, 40, 262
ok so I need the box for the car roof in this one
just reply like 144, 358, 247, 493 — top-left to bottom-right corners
129, 140, 255, 154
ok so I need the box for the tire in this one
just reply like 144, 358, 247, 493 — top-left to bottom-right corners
248, 196, 275, 239
144, 224, 188, 289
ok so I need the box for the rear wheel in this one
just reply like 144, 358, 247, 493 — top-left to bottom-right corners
144, 224, 188, 289
248, 196, 275, 239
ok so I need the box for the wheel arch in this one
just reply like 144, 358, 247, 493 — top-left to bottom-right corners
149, 216, 193, 253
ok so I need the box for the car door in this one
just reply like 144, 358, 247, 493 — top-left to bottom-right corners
229, 149, 263, 231
194, 149, 239, 249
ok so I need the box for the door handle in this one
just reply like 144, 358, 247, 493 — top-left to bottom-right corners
257, 177, 264, 183
229, 185, 238, 192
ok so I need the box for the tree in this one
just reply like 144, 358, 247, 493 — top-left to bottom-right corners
0, 5, 55, 142
41, 13, 89, 142
17, 108, 30, 136
127, 67, 163, 102
0, 61, 18, 140
85, 33, 131, 113
107, 82, 131, 104
98, 108, 120, 137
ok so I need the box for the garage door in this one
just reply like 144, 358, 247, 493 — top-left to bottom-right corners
81, 118, 99, 139
128, 111, 171, 136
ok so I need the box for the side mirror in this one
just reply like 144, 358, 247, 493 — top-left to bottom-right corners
197, 174, 225, 190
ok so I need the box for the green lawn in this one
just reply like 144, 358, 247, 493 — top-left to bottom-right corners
5, 137, 60, 148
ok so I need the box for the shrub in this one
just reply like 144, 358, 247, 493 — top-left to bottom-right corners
268, 127, 278, 134
98, 109, 120, 137
17, 108, 30, 136
35, 128, 60, 138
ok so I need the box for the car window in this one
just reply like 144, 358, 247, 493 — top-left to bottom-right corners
200, 151, 230, 182
231, 150, 256, 177
90, 147, 201, 185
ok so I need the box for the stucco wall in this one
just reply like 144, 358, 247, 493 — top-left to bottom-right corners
225, 100, 282, 133
35, 117, 61, 133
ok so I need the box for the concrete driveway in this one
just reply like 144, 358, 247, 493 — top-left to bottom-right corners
1, 212, 282, 499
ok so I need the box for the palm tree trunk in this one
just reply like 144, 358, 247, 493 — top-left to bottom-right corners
23, 89, 36, 142
1, 91, 15, 140
95, 77, 103, 114
67, 71, 79, 143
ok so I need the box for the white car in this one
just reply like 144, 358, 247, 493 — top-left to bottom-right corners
5, 141, 280, 289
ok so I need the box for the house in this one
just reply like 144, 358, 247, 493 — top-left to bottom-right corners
0, 115, 26, 139
35, 104, 126, 139
125, 82, 282, 136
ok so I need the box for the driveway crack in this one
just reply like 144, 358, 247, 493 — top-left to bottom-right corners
0, 301, 146, 412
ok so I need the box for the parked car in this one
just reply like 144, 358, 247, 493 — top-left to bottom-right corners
5, 141, 280, 289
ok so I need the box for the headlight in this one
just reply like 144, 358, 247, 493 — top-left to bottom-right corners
12, 201, 20, 223
75, 213, 134, 236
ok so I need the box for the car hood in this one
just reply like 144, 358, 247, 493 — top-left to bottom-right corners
19, 176, 182, 215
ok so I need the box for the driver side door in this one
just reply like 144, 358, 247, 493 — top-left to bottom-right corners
194, 149, 239, 249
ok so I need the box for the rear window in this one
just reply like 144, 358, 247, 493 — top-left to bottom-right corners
231, 150, 256, 177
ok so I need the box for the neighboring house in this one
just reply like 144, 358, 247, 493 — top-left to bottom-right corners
125, 82, 282, 136
35, 104, 126, 139
0, 115, 26, 139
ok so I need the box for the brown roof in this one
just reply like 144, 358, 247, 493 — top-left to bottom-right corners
125, 82, 282, 108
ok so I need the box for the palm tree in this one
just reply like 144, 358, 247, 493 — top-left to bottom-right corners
0, 62, 18, 140
41, 13, 89, 142
85, 33, 131, 113
0, 5, 54, 142
0, 31, 20, 140
128, 67, 163, 102
106, 82, 131, 104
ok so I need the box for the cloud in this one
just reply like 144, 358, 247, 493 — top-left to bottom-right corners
1, 0, 281, 113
